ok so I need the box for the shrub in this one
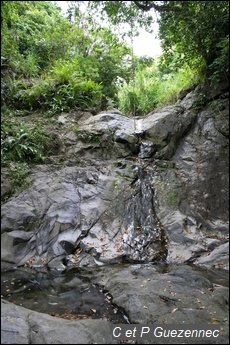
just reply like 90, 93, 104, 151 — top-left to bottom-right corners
1, 118, 52, 165
7, 162, 30, 192
10, 57, 103, 115
209, 35, 229, 86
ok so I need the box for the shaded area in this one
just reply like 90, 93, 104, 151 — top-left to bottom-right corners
1, 262, 229, 344
1, 265, 128, 324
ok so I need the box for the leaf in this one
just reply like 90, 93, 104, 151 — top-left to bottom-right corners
217, 262, 224, 267
171, 307, 178, 313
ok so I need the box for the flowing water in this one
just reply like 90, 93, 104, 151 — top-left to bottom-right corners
1, 144, 170, 323
120, 144, 168, 263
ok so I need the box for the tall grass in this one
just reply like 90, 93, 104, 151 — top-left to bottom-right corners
118, 60, 203, 116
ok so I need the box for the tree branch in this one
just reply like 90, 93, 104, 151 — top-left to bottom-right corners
133, 1, 180, 13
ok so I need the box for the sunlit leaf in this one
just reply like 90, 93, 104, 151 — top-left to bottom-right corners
171, 307, 178, 313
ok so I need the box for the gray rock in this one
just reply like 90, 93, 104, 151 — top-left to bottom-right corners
1, 86, 229, 344
1, 299, 116, 344
1, 88, 229, 270
1, 263, 229, 344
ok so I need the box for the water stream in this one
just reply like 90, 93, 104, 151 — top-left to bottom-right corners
121, 159, 168, 263
1, 124, 169, 322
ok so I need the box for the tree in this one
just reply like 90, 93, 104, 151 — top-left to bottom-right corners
158, 1, 229, 77
85, 1, 229, 81
89, 27, 132, 108
1, 1, 133, 112
1, 1, 70, 73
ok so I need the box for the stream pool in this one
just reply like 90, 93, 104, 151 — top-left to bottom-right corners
1, 264, 129, 323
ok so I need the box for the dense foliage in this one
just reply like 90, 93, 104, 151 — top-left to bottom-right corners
1, 1, 133, 114
1, 0, 133, 180
157, 1, 229, 83
88, 1, 229, 83
118, 57, 200, 116
1, 1, 229, 182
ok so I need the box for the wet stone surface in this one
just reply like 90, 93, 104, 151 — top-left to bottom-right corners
1, 265, 128, 323
1, 262, 229, 344
1, 87, 229, 343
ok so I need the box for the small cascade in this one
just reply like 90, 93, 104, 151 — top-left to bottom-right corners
134, 118, 155, 159
138, 140, 155, 159
121, 133, 168, 263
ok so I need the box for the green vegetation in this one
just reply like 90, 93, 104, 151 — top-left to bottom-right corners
118, 58, 201, 116
1, 113, 57, 166
89, 1, 229, 82
1, 1, 229, 191
1, 1, 132, 114
167, 191, 180, 207
6, 162, 31, 192
88, 1, 228, 114
2, 0, 228, 117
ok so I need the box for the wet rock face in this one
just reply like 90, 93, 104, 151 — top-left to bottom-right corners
119, 162, 168, 262
1, 86, 229, 345
1, 87, 229, 270
138, 140, 156, 158
1, 159, 167, 268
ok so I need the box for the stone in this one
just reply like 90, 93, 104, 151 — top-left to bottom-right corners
1, 85, 229, 344
1, 300, 116, 344
1, 87, 229, 269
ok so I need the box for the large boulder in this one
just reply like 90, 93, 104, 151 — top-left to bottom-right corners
1, 87, 229, 270
1, 85, 229, 344
1, 299, 116, 344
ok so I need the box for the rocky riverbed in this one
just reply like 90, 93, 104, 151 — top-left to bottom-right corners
1, 84, 229, 343
1, 262, 229, 344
